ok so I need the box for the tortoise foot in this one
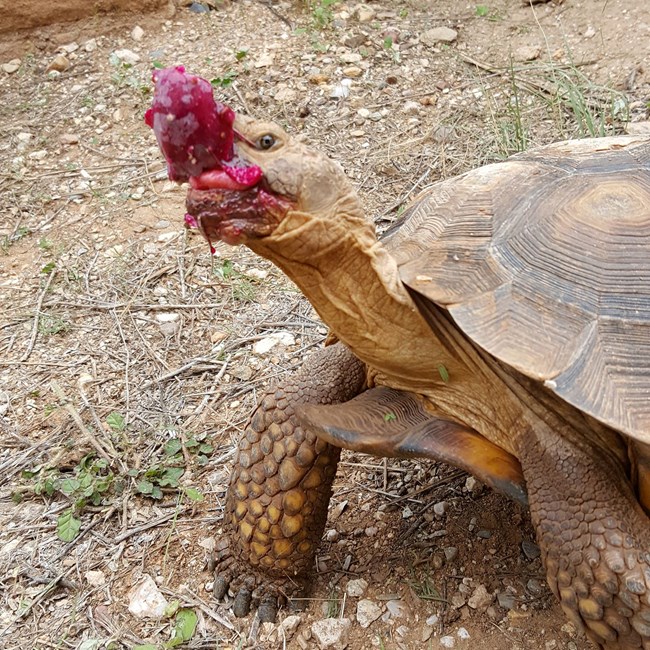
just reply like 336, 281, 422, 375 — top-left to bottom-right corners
213, 343, 366, 622
211, 536, 289, 622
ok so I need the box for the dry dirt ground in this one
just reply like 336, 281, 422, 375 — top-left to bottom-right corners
1, 1, 649, 649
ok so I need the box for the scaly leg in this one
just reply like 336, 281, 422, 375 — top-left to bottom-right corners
212, 343, 366, 621
519, 426, 650, 649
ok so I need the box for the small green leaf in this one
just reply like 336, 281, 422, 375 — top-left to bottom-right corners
151, 485, 163, 500
475, 4, 489, 16
41, 261, 56, 274
106, 411, 125, 431
184, 487, 204, 502
383, 412, 396, 422
173, 608, 198, 644
383, 36, 393, 49
133, 645, 159, 650
164, 438, 183, 456
184, 436, 199, 449
57, 508, 82, 542
198, 443, 213, 454
437, 364, 450, 383
59, 478, 80, 495
152, 60, 164, 69
137, 480, 154, 495
159, 467, 184, 487
235, 49, 248, 61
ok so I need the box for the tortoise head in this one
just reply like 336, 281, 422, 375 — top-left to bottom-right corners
185, 115, 364, 247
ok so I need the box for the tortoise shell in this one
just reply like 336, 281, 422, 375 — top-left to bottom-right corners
387, 136, 650, 441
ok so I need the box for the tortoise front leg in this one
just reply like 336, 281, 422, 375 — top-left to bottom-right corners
213, 343, 366, 622
519, 426, 650, 649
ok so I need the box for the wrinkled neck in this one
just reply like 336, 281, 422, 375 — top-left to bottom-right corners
249, 208, 455, 389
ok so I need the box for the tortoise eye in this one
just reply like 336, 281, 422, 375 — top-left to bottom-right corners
258, 134, 275, 150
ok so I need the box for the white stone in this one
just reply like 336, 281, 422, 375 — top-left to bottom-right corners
457, 627, 471, 640
2, 59, 21, 74
340, 52, 362, 64
356, 599, 382, 628
85, 570, 106, 586
311, 617, 351, 649
128, 575, 168, 618
420, 27, 458, 46
346, 578, 368, 597
467, 584, 493, 610
255, 52, 275, 68
113, 49, 140, 65
356, 5, 376, 22
440, 635, 456, 648
131, 25, 145, 41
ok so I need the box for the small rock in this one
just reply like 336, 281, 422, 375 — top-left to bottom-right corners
426, 614, 439, 626
584, 25, 596, 38
356, 5, 376, 22
561, 622, 578, 638
521, 539, 541, 560
526, 578, 545, 596
84, 39, 97, 52
422, 625, 434, 642
155, 312, 179, 323
356, 599, 382, 628
545, 641, 558, 650
85, 570, 105, 586
451, 592, 466, 609
47, 55, 70, 72
627, 121, 650, 135
514, 45, 542, 62
402, 506, 413, 519
325, 529, 339, 542
275, 87, 297, 103
477, 529, 492, 539
128, 575, 168, 618
113, 49, 140, 65
457, 627, 470, 640
255, 52, 275, 68
155, 219, 170, 229
2, 59, 21, 74
278, 615, 302, 641
311, 617, 351, 649
420, 27, 458, 46
346, 578, 368, 598
340, 52, 362, 64
253, 332, 295, 354
431, 552, 445, 569
497, 592, 516, 610
309, 73, 330, 84
131, 25, 145, 41
440, 635, 456, 648
210, 331, 228, 344
60, 133, 80, 145
467, 584, 494, 610
433, 501, 448, 516
188, 2, 209, 12
444, 546, 458, 562
464, 476, 478, 493
330, 82, 350, 99
244, 268, 268, 280
385, 599, 409, 620
402, 100, 422, 115
365, 526, 378, 537
342, 65, 362, 78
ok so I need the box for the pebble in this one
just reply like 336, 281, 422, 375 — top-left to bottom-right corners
255, 52, 275, 68
402, 506, 413, 519
384, 599, 409, 620
464, 476, 478, 493
275, 87, 297, 103
47, 55, 70, 72
128, 575, 168, 618
521, 539, 541, 560
84, 39, 97, 52
365, 526, 378, 537
131, 25, 145, 41
497, 592, 516, 610
2, 59, 21, 74
526, 578, 545, 596
627, 121, 650, 135
253, 332, 295, 354
60, 133, 80, 145
444, 546, 458, 562
514, 45, 542, 61
451, 592, 466, 609
477, 529, 492, 539
343, 65, 362, 78
426, 614, 439, 626
311, 617, 351, 649
325, 529, 339, 542
420, 27, 458, 46
85, 570, 105, 586
356, 599, 382, 628
112, 49, 140, 65
356, 5, 376, 22
433, 501, 448, 516
467, 584, 494, 610
340, 52, 362, 64
440, 635, 456, 648
346, 578, 368, 598
457, 627, 470, 640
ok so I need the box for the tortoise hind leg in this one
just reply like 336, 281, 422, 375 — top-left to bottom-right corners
213, 342, 366, 622
519, 425, 650, 649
